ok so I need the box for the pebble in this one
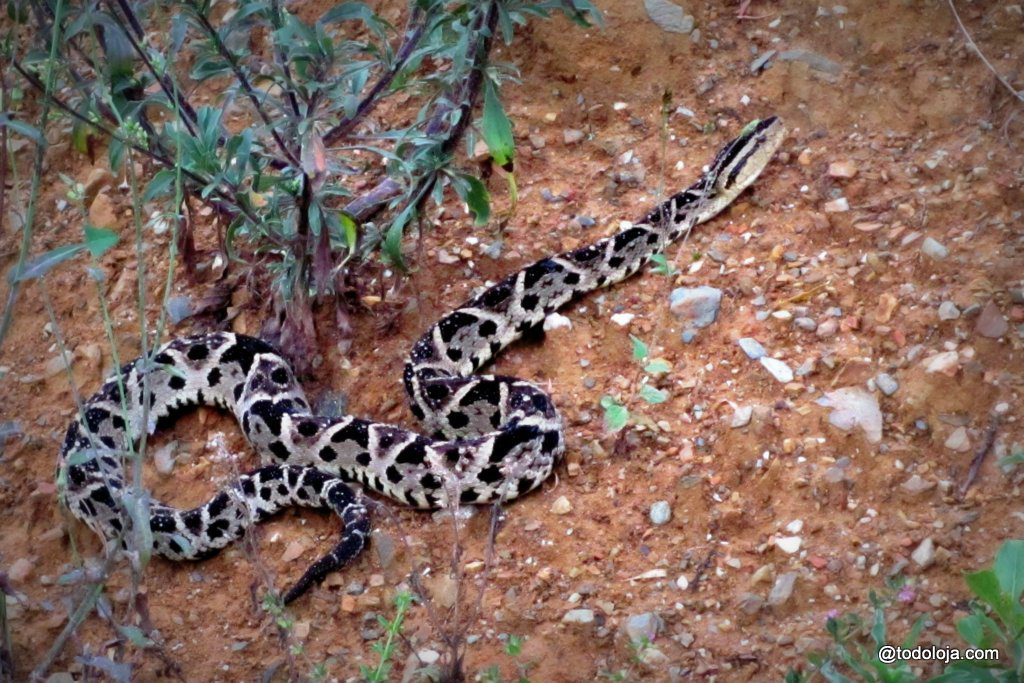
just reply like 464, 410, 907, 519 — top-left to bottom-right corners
562, 608, 595, 624
8, 557, 34, 582
759, 357, 794, 383
944, 427, 971, 452
911, 538, 935, 568
153, 441, 177, 475
563, 129, 585, 145
901, 475, 935, 495
624, 612, 664, 644
874, 373, 899, 396
437, 249, 459, 264
975, 300, 1008, 338
528, 133, 546, 150
793, 317, 817, 332
776, 48, 842, 75
543, 313, 573, 332
610, 313, 635, 327
649, 501, 672, 525
816, 319, 838, 338
937, 301, 960, 320
775, 536, 802, 554
737, 593, 764, 614
165, 296, 194, 325
924, 351, 959, 375
750, 50, 777, 74
827, 161, 858, 178
551, 496, 573, 515
669, 286, 722, 330
281, 540, 308, 563
823, 197, 849, 213
737, 337, 767, 360
730, 405, 753, 428
575, 215, 596, 228
680, 329, 697, 344
767, 572, 798, 606
920, 237, 949, 261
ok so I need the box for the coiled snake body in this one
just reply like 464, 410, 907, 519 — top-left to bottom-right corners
58, 117, 785, 602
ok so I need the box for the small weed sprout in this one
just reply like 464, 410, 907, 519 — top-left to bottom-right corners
361, 591, 414, 683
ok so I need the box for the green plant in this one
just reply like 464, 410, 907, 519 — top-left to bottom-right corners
599, 335, 672, 432
361, 591, 414, 683
790, 540, 1024, 683
478, 634, 532, 682
932, 540, 1024, 682
8, 0, 601, 365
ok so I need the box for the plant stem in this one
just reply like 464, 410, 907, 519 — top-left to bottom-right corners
0, 0, 65, 352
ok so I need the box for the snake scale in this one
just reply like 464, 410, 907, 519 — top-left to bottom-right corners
57, 117, 785, 602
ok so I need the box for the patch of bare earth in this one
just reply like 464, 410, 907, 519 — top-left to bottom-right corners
1, 1, 1022, 680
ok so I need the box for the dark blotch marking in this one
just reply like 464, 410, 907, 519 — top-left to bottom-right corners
478, 465, 504, 485
331, 421, 370, 448
460, 489, 480, 504
355, 452, 372, 467
448, 411, 469, 429
269, 441, 291, 460
395, 440, 428, 466
478, 319, 498, 337
520, 293, 540, 311
186, 344, 209, 361
297, 420, 319, 437
219, 335, 277, 375
207, 367, 222, 387
207, 492, 230, 518
420, 473, 441, 490
385, 465, 403, 484
270, 368, 289, 385
564, 272, 581, 286
168, 375, 186, 390
319, 446, 337, 462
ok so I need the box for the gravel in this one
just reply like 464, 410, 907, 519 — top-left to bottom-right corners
738, 337, 767, 360
562, 609, 595, 624
937, 301, 960, 320
669, 286, 722, 330
768, 572, 799, 606
759, 357, 794, 383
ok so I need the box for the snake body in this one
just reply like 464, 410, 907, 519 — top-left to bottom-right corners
58, 117, 785, 601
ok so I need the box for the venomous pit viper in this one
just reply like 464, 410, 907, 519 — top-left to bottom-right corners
57, 116, 785, 602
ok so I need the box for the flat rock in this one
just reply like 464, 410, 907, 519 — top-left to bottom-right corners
944, 426, 970, 452
875, 372, 899, 396
827, 161, 858, 178
768, 572, 798, 606
624, 612, 664, 643
923, 351, 959, 375
975, 300, 1008, 338
777, 49, 842, 75
938, 301, 960, 320
737, 337, 767, 360
563, 129, 585, 145
643, 0, 695, 34
649, 501, 672, 525
911, 538, 935, 568
816, 387, 882, 443
759, 357, 794, 383
730, 405, 753, 428
562, 608, 595, 624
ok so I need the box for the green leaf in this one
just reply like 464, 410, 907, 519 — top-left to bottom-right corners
629, 334, 648, 361
638, 385, 667, 404
600, 395, 629, 432
108, 137, 126, 173
644, 359, 671, 375
966, 570, 1008, 616
480, 80, 514, 167
84, 226, 119, 257
143, 169, 177, 203
993, 539, 1024, 602
340, 213, 358, 250
118, 624, 154, 647
8, 243, 85, 283
0, 113, 42, 142
72, 121, 90, 154
649, 253, 677, 276
956, 613, 987, 648
457, 174, 490, 225
382, 202, 415, 271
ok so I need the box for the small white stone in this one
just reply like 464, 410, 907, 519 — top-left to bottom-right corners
785, 520, 804, 534
775, 536, 802, 554
911, 537, 935, 568
610, 313, 635, 327
550, 496, 573, 515
923, 351, 959, 375
824, 197, 849, 213
737, 337, 767, 360
649, 500, 672, 525
562, 609, 595, 624
730, 405, 753, 428
944, 427, 970, 452
543, 313, 573, 332
759, 357, 794, 383
675, 575, 689, 590
921, 237, 949, 260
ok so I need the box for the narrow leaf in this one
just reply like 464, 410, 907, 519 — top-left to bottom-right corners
480, 80, 514, 167
84, 226, 119, 257
8, 243, 85, 283
993, 539, 1024, 602
638, 385, 667, 404
629, 334, 648, 361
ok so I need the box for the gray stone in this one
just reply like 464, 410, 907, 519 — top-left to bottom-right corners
875, 372, 899, 396
314, 390, 349, 419
793, 317, 818, 332
165, 296, 194, 324
901, 475, 935, 495
730, 405, 753, 428
737, 592, 764, 614
767, 572, 798, 606
563, 129, 585, 145
937, 301, 960, 320
644, 0, 695, 34
624, 612, 664, 644
911, 538, 935, 568
921, 237, 949, 260
650, 501, 673, 525
750, 50, 777, 74
738, 337, 767, 360
669, 286, 722, 329
562, 608, 595, 624
777, 49, 842, 75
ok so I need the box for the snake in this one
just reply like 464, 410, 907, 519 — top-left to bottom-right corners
57, 116, 785, 602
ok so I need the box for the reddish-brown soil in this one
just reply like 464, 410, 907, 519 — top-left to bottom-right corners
2, 1, 1023, 681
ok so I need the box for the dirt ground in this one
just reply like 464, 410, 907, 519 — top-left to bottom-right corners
2, 0, 1023, 681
